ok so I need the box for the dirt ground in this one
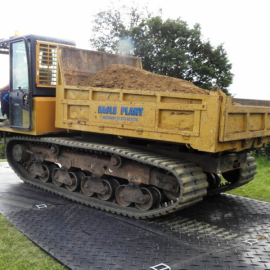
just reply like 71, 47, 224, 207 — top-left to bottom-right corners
78, 64, 209, 95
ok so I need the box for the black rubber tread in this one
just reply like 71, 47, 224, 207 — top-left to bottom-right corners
6, 136, 209, 219
208, 155, 257, 195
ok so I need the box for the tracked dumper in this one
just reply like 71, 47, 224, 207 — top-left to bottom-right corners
0, 35, 268, 218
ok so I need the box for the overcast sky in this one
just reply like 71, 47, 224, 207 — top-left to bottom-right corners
1, 0, 269, 100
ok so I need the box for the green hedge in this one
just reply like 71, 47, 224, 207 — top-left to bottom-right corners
0, 143, 5, 159
250, 143, 270, 158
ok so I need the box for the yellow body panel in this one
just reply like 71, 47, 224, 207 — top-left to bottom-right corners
219, 95, 270, 141
0, 97, 62, 135
53, 46, 270, 153
54, 85, 268, 153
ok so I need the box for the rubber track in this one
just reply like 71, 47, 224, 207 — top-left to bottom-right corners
6, 136, 208, 219
207, 155, 257, 195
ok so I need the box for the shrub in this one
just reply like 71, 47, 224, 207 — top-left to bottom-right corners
0, 142, 5, 159
250, 143, 270, 158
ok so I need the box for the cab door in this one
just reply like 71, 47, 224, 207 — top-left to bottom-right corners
9, 38, 32, 130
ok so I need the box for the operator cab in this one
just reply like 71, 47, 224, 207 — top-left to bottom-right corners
0, 34, 75, 130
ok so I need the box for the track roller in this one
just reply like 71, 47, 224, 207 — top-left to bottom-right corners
135, 187, 161, 211
97, 179, 119, 201
115, 185, 132, 207
39, 163, 57, 183
81, 176, 94, 197
65, 172, 81, 192
52, 168, 63, 187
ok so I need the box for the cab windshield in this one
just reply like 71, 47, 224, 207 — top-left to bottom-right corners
12, 41, 29, 90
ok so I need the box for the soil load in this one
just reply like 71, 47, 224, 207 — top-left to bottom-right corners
79, 64, 209, 95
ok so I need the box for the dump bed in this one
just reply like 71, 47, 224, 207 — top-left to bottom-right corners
55, 46, 270, 153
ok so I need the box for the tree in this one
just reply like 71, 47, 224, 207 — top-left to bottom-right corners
90, 5, 233, 94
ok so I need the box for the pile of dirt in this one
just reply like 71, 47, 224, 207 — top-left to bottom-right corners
79, 64, 209, 95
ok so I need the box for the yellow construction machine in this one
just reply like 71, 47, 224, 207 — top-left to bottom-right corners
0, 34, 267, 218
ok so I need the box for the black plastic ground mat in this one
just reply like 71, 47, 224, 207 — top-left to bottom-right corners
1, 166, 270, 270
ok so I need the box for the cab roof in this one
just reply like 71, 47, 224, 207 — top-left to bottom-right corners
0, 34, 76, 55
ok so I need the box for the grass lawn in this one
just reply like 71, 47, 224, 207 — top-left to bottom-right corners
0, 155, 269, 269
0, 216, 66, 270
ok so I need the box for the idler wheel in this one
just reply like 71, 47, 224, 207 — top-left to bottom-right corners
65, 172, 80, 192
135, 187, 159, 211
52, 168, 63, 187
115, 185, 132, 207
164, 189, 180, 201
12, 144, 30, 162
81, 177, 94, 197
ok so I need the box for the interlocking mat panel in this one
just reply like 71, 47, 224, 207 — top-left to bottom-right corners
1, 163, 270, 270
